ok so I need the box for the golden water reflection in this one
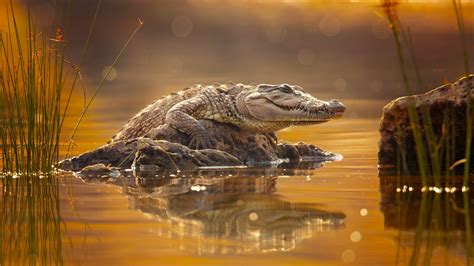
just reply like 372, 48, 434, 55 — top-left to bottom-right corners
4, 119, 474, 264
380, 177, 474, 265
79, 167, 346, 255
0, 176, 65, 265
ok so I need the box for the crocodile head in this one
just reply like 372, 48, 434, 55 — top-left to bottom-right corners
236, 84, 345, 132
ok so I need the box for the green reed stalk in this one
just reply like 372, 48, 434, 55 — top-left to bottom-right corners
402, 24, 443, 186
64, 18, 144, 159
381, 1, 472, 264
380, 0, 429, 185
0, 1, 141, 174
451, 0, 471, 185
452, 0, 472, 262
59, 0, 102, 142
404, 27, 423, 92
0, 1, 68, 174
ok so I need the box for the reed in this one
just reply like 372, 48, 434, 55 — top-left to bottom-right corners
0, 1, 72, 175
0, 1, 142, 175
451, 0, 473, 262
379, 0, 429, 183
380, 0, 473, 264
380, 0, 472, 182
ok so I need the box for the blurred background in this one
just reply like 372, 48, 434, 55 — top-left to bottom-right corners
1, 3, 473, 263
7, 0, 474, 144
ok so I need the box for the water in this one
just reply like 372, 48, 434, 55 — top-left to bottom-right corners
2, 1, 474, 265
2, 118, 473, 265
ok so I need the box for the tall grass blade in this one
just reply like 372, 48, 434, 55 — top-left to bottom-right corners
64, 18, 144, 159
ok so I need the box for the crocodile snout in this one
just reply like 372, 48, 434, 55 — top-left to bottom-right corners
328, 99, 345, 118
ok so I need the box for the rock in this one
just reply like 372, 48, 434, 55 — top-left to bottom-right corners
75, 163, 120, 182
378, 75, 474, 173
144, 121, 280, 163
61, 139, 141, 171
132, 139, 242, 171
276, 141, 336, 161
63, 120, 338, 172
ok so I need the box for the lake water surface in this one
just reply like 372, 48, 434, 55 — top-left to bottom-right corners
1, 1, 474, 265
2, 118, 472, 265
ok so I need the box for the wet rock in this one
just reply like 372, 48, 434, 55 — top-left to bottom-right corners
294, 141, 337, 159
61, 139, 141, 171
378, 75, 474, 173
144, 121, 280, 163
276, 141, 333, 160
63, 120, 337, 172
132, 139, 242, 171
276, 142, 300, 160
75, 163, 120, 182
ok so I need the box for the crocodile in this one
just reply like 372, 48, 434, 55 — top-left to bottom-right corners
111, 83, 345, 149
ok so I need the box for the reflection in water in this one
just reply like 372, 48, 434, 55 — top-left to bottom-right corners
80, 166, 346, 255
379, 177, 474, 265
0, 176, 65, 265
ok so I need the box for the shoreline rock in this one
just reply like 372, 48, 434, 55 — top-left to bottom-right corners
378, 75, 474, 174
63, 120, 338, 172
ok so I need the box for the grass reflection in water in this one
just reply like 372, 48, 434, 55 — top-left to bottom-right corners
0, 175, 65, 265
380, 176, 474, 265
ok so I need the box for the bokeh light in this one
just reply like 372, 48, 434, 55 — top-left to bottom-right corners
341, 249, 356, 263
171, 15, 193, 38
319, 15, 341, 37
297, 48, 315, 66
249, 212, 259, 221
335, 78, 347, 92
102, 66, 118, 81
350, 231, 362, 242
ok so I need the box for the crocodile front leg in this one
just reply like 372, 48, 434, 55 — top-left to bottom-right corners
165, 95, 213, 149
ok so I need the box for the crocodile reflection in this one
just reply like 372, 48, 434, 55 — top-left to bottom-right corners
79, 167, 346, 254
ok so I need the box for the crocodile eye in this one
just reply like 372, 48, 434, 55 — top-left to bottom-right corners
279, 84, 293, 94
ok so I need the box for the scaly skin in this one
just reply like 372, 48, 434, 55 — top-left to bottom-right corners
111, 83, 345, 149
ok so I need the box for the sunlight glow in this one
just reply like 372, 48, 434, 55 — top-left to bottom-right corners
275, 0, 473, 3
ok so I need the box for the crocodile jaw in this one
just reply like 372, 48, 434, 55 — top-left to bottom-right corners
243, 95, 345, 123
